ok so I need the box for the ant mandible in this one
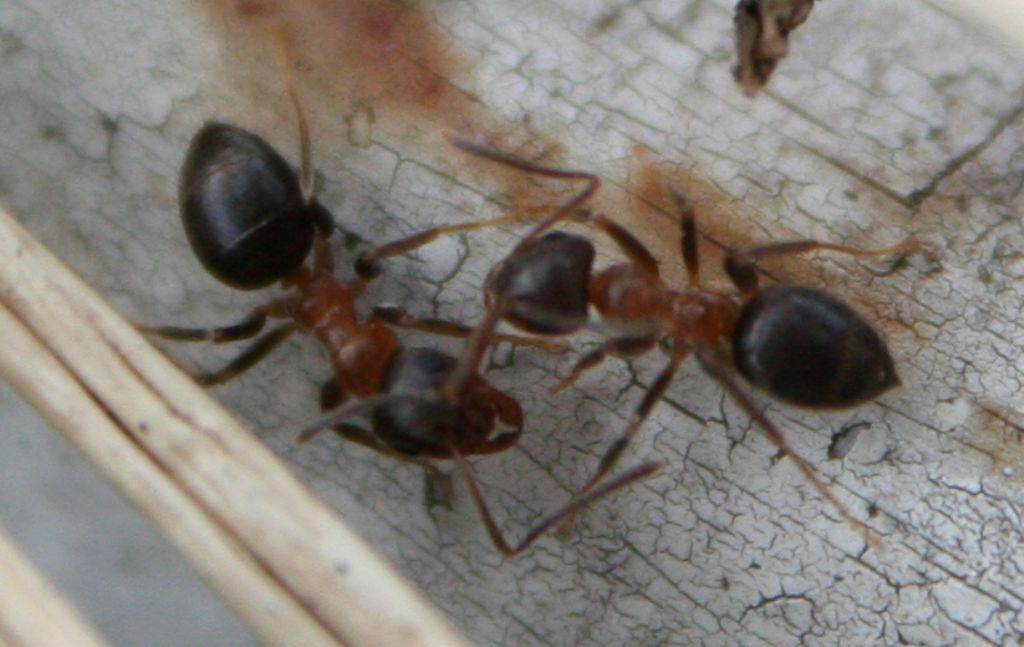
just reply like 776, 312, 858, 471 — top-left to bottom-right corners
358, 136, 918, 545
141, 32, 658, 556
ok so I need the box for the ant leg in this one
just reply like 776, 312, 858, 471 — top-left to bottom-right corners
746, 237, 920, 262
575, 349, 686, 497
439, 142, 603, 397
319, 376, 347, 411
589, 214, 660, 279
449, 136, 600, 255
552, 345, 681, 537
141, 308, 267, 342
140, 298, 293, 343
318, 376, 464, 505
452, 450, 663, 556
693, 342, 881, 548
668, 188, 700, 286
195, 324, 298, 386
550, 347, 608, 394
370, 305, 567, 354
339, 424, 454, 501
551, 335, 658, 395
318, 422, 455, 503
443, 294, 511, 400
725, 236, 920, 297
354, 206, 551, 279
423, 470, 454, 510
311, 235, 336, 274
297, 399, 380, 443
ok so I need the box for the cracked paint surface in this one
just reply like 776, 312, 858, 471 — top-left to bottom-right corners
2, 0, 1024, 645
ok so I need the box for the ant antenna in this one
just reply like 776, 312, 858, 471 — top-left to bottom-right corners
452, 448, 664, 556
270, 25, 316, 202
668, 187, 700, 287
297, 399, 382, 444
443, 137, 601, 395
448, 136, 600, 255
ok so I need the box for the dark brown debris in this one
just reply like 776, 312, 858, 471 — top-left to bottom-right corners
732, 0, 816, 97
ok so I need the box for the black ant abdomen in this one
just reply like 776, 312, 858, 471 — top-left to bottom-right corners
179, 122, 332, 290
733, 284, 899, 409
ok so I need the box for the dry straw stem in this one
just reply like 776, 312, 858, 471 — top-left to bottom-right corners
0, 523, 108, 647
0, 288, 337, 646
0, 205, 472, 647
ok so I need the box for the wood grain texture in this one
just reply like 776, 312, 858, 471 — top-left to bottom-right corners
1, 0, 1023, 645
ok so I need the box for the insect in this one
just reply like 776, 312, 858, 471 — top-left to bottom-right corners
141, 41, 657, 556
360, 137, 917, 544
144, 30, 568, 389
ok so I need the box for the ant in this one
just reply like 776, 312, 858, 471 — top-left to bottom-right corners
358, 136, 918, 545
140, 32, 658, 556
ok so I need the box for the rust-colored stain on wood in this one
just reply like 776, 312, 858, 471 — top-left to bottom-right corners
191, 0, 917, 346
206, 0, 469, 116
620, 145, 763, 288
975, 402, 1024, 479
619, 147, 921, 349
197, 0, 571, 204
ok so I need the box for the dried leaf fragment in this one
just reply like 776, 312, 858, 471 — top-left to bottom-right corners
733, 0, 816, 96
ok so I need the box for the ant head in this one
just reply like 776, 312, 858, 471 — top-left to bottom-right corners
483, 231, 595, 335
372, 348, 497, 457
